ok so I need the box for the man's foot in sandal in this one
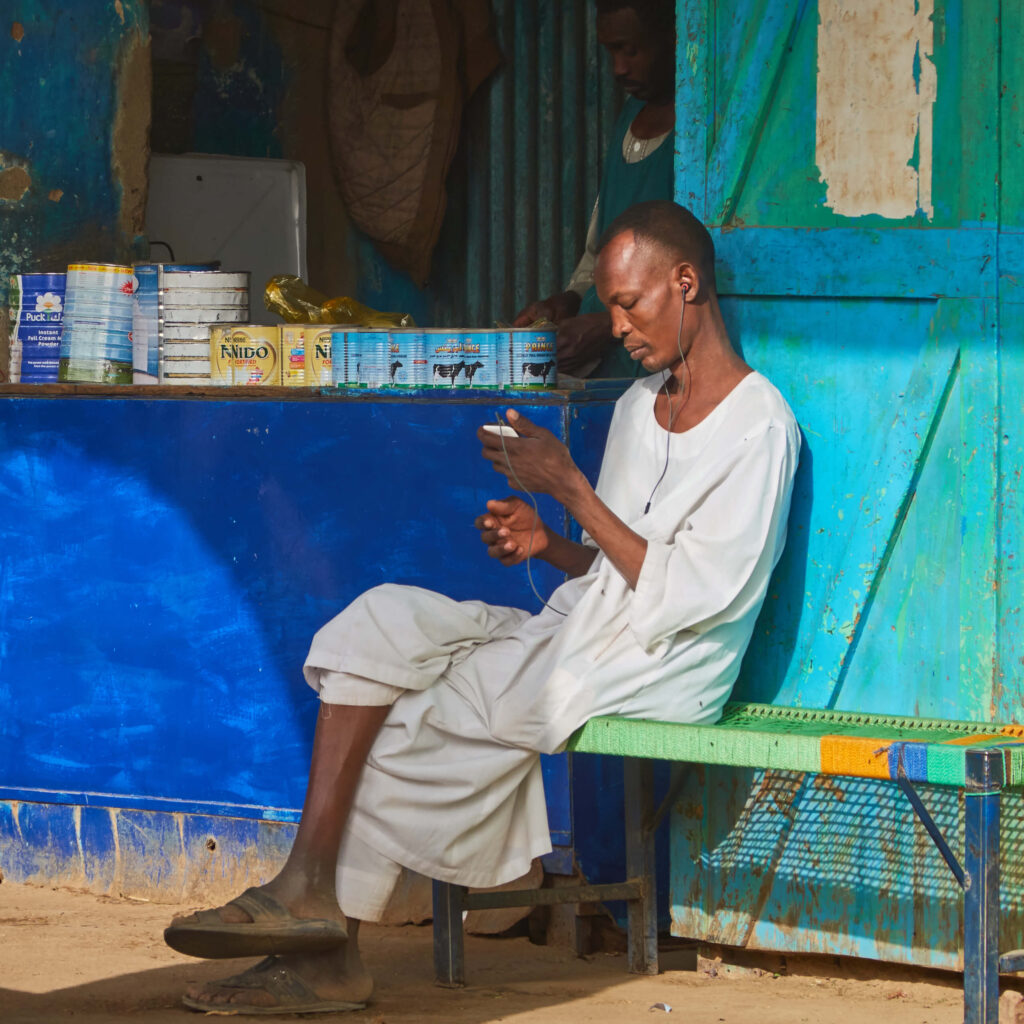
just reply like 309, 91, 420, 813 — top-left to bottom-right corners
182, 942, 373, 1016
165, 880, 347, 959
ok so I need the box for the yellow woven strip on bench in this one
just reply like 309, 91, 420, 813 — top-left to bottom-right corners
819, 735, 893, 779
567, 716, 823, 773
937, 733, 1009, 746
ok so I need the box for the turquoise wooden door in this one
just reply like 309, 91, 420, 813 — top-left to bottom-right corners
670, 0, 1012, 968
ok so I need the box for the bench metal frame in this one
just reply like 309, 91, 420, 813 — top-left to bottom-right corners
432, 748, 1022, 1024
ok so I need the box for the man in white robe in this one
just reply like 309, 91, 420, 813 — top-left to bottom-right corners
169, 200, 800, 1015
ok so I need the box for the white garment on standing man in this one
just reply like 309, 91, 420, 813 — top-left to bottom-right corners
303, 371, 800, 921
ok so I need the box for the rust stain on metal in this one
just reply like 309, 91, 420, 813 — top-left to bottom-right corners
813, 776, 847, 802
0, 164, 30, 201
48, 188, 63, 203
114, 0, 125, 24
11, 21, 24, 41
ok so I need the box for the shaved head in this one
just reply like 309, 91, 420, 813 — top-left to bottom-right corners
596, 201, 716, 291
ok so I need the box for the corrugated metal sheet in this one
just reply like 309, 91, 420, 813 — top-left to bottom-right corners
358, 0, 623, 328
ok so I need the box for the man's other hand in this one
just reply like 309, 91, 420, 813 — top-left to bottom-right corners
512, 290, 582, 327
556, 313, 616, 375
475, 497, 549, 566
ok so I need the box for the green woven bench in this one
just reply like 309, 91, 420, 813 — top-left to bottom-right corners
432, 701, 1024, 1024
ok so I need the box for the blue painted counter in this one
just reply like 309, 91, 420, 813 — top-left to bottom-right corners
0, 385, 617, 882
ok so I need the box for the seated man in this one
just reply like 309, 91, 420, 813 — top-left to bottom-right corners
167, 200, 801, 1016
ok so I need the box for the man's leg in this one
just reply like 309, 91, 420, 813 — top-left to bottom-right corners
241, 702, 391, 920
176, 702, 389, 926
175, 703, 389, 1011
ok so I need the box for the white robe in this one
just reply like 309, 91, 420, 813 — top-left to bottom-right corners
304, 372, 800, 910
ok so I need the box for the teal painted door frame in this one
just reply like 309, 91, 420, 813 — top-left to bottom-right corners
669, 0, 1016, 969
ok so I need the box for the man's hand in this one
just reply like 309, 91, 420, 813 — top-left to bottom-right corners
556, 313, 616, 375
477, 410, 584, 503
513, 290, 582, 327
475, 497, 549, 566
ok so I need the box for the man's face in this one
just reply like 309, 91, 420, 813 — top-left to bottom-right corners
596, 7, 674, 103
595, 231, 686, 372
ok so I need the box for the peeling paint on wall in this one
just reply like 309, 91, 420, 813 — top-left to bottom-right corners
0, 161, 31, 202
815, 0, 936, 219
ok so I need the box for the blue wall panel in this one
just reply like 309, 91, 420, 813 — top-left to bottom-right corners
0, 392, 615, 838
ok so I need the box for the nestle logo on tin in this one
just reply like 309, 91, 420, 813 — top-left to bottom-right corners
315, 343, 330, 358
221, 343, 270, 360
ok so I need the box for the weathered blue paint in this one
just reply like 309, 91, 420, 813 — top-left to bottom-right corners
0, 390, 619, 884
0, 1, 148, 318
669, 0, 1019, 971
0, 798, 298, 900
189, 3, 286, 160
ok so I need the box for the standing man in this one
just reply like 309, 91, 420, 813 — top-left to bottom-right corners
513, 0, 675, 378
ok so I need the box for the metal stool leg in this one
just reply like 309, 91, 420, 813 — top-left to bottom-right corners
963, 749, 1003, 1024
432, 880, 468, 987
624, 756, 659, 975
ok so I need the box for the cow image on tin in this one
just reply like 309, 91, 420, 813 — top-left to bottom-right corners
521, 359, 555, 385
462, 361, 485, 384
433, 361, 465, 386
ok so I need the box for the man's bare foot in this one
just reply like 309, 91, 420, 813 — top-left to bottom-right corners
182, 937, 373, 1013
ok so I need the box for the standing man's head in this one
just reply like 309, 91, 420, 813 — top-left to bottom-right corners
595, 0, 675, 104
593, 201, 720, 373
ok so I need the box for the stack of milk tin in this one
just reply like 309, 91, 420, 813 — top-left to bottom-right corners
328, 327, 557, 388
8, 272, 66, 383
59, 263, 135, 384
133, 266, 250, 385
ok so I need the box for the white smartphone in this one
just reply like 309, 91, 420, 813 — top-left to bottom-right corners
482, 424, 518, 437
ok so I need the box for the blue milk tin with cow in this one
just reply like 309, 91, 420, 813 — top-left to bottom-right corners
426, 329, 469, 387
510, 328, 557, 387
385, 329, 423, 388
346, 330, 389, 388
9, 273, 66, 382
460, 330, 506, 387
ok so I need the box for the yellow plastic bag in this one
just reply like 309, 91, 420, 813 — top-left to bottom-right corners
264, 275, 416, 327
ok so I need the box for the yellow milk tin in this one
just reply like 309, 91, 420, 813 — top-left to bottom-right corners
210, 325, 281, 385
280, 325, 307, 386
304, 326, 333, 385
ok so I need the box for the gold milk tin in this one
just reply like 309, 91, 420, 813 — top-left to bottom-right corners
210, 324, 281, 385
304, 326, 333, 385
280, 325, 307, 386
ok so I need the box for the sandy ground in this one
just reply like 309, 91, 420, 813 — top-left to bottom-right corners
0, 880, 997, 1024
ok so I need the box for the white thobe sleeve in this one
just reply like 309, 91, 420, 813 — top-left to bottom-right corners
628, 420, 798, 652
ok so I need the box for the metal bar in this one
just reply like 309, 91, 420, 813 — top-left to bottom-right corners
464, 880, 642, 911
432, 880, 468, 988
647, 764, 690, 836
1000, 951, 1024, 974
963, 749, 1004, 1024
625, 757, 659, 975
895, 775, 966, 890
